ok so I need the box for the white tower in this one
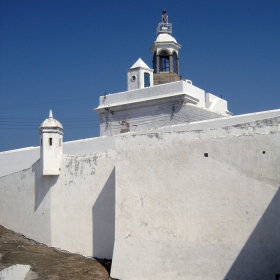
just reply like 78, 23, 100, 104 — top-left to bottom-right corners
150, 10, 182, 85
39, 110, 63, 176
127, 58, 153, 91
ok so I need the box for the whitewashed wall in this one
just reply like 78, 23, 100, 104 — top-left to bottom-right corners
156, 108, 280, 133
99, 103, 224, 136
63, 135, 115, 155
0, 147, 39, 177
111, 115, 280, 280
0, 149, 116, 259
51, 150, 116, 258
0, 160, 52, 245
95, 81, 231, 137
0, 136, 115, 177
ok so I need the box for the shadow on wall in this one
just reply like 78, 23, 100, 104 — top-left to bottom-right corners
92, 168, 115, 259
33, 160, 58, 211
224, 187, 280, 280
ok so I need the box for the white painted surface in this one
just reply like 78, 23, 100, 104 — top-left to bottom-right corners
96, 81, 205, 109
0, 104, 279, 279
63, 135, 115, 155
40, 131, 62, 175
156, 108, 280, 133
150, 33, 181, 55
98, 103, 226, 136
51, 150, 116, 258
0, 136, 116, 177
0, 147, 39, 177
130, 58, 150, 69
95, 81, 230, 136
156, 33, 177, 43
40, 111, 63, 175
111, 115, 280, 280
205, 92, 229, 115
0, 161, 52, 246
0, 264, 30, 280
0, 149, 116, 258
127, 58, 153, 91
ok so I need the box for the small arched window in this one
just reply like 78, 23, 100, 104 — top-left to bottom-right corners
153, 52, 157, 73
159, 50, 170, 72
144, 73, 150, 87
172, 52, 178, 74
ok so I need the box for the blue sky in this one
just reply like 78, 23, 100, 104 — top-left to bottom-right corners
1, 0, 279, 152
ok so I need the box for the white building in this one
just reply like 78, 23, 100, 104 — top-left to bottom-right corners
0, 10, 279, 280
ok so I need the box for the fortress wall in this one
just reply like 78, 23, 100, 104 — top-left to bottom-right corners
0, 149, 116, 259
0, 147, 39, 177
156, 108, 280, 133
63, 135, 115, 155
0, 160, 52, 246
51, 149, 116, 258
0, 135, 115, 177
111, 115, 280, 280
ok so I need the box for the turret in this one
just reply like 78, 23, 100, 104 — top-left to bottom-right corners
39, 110, 63, 176
127, 58, 153, 91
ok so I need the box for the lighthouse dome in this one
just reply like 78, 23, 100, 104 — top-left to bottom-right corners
156, 33, 177, 43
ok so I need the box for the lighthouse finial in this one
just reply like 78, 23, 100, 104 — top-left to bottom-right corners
49, 110, 53, 118
162, 9, 168, 23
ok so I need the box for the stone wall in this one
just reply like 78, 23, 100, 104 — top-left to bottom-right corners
153, 72, 181, 85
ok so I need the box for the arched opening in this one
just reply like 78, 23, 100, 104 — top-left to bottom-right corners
153, 52, 157, 73
159, 50, 170, 72
172, 52, 178, 74
144, 73, 150, 87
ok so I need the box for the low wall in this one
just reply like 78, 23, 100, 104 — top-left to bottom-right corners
111, 115, 280, 280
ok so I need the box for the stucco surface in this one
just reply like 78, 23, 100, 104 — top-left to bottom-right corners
51, 150, 116, 258
63, 135, 115, 155
96, 81, 205, 109
0, 147, 39, 177
0, 161, 52, 245
0, 136, 116, 177
99, 103, 224, 136
0, 149, 116, 259
111, 116, 280, 280
156, 108, 280, 133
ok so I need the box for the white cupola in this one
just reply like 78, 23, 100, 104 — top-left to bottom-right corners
127, 58, 153, 91
150, 10, 182, 85
39, 110, 63, 176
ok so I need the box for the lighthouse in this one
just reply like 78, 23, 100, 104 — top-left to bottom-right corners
150, 9, 182, 85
